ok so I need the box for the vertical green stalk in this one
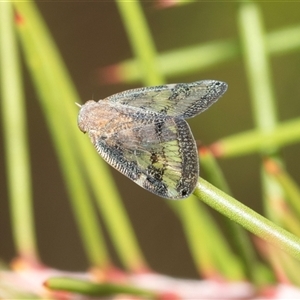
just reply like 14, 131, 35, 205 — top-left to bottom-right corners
200, 149, 259, 282
238, 1, 284, 221
81, 148, 148, 272
238, 2, 277, 133
115, 0, 164, 86
113, 0, 166, 270
0, 2, 38, 261
171, 197, 244, 280
237, 1, 294, 281
14, 1, 148, 272
14, 2, 109, 268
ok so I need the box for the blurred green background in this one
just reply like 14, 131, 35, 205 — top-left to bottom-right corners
1, 1, 300, 279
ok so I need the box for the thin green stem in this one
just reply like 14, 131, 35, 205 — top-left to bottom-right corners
195, 178, 300, 262
0, 2, 38, 261
211, 118, 300, 158
14, 2, 109, 267
81, 145, 148, 271
14, 1, 148, 271
268, 163, 300, 219
238, 2, 277, 133
46, 277, 157, 299
238, 1, 284, 224
108, 24, 300, 84
115, 0, 164, 86
170, 198, 244, 280
200, 149, 259, 282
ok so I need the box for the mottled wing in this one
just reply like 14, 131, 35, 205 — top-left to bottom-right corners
92, 117, 199, 199
105, 80, 227, 119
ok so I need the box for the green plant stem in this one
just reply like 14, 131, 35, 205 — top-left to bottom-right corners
200, 149, 259, 282
238, 1, 284, 223
106, 24, 300, 84
238, 2, 277, 132
115, 0, 164, 86
170, 198, 244, 280
194, 178, 300, 262
79, 145, 148, 271
0, 2, 38, 261
14, 1, 148, 272
14, 2, 109, 268
46, 277, 156, 299
211, 117, 300, 158
268, 163, 300, 219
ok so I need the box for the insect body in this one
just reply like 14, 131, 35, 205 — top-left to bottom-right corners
77, 80, 227, 199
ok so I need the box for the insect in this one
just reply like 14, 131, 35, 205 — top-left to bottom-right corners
77, 80, 227, 199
